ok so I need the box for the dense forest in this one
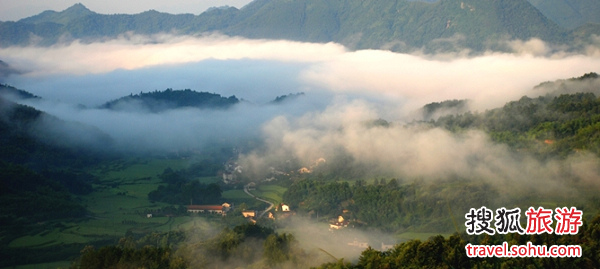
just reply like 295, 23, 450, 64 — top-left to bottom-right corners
0, 95, 107, 264
433, 73, 600, 158
68, 213, 600, 269
70, 223, 306, 269
0, 161, 88, 223
0, 83, 39, 99
283, 178, 494, 232
100, 88, 240, 112
148, 168, 222, 205
317, 214, 600, 269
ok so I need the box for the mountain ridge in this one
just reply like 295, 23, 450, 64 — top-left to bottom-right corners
527, 0, 600, 29
19, 3, 94, 25
1, 0, 598, 52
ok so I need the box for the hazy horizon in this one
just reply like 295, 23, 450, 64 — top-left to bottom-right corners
0, 0, 254, 21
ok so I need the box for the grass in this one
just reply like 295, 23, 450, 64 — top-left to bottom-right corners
91, 158, 190, 184
6, 158, 284, 268
197, 176, 220, 184
222, 189, 252, 200
11, 261, 72, 269
7, 158, 196, 250
252, 184, 287, 204
9, 228, 91, 248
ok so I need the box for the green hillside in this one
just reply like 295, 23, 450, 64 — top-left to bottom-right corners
226, 0, 567, 51
527, 0, 600, 29
434, 73, 600, 158
19, 3, 94, 25
100, 88, 240, 112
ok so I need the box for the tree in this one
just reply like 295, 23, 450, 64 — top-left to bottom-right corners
264, 233, 296, 266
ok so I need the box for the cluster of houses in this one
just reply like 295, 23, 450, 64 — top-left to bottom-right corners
347, 240, 395, 251
186, 203, 257, 222
185, 202, 291, 223
222, 161, 243, 184
222, 155, 329, 185
185, 202, 398, 250
297, 157, 327, 174
185, 202, 355, 232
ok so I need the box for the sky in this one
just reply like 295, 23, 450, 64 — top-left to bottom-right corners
0, 0, 255, 21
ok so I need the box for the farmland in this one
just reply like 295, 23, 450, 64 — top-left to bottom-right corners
4, 158, 198, 263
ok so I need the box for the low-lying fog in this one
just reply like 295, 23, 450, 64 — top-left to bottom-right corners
1, 34, 599, 264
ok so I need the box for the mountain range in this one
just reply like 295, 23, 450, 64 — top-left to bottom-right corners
1, 0, 599, 52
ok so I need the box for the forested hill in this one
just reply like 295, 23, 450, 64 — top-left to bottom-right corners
1, 0, 599, 52
0, 83, 39, 99
432, 73, 600, 158
0, 95, 110, 168
100, 89, 240, 112
527, 0, 600, 29
0, 96, 101, 230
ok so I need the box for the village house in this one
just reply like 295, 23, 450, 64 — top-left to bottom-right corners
222, 159, 243, 184
242, 210, 257, 224
347, 239, 369, 248
222, 172, 235, 184
329, 215, 349, 230
242, 210, 256, 218
298, 167, 311, 174
187, 203, 232, 216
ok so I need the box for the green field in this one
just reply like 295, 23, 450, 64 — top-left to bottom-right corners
6, 158, 290, 267
222, 189, 252, 200
222, 188, 274, 210
7, 158, 195, 249
252, 184, 287, 204
92, 158, 190, 180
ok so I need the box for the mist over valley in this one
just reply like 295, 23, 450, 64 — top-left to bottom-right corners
1, 1, 600, 268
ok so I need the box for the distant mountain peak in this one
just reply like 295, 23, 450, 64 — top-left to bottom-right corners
64, 3, 92, 14
19, 2, 94, 25
4, 0, 599, 52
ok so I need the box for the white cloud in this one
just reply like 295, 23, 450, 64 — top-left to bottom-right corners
2, 34, 598, 113
300, 49, 600, 113
1, 34, 346, 76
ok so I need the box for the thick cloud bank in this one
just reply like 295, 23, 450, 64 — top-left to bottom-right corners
2, 34, 598, 110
